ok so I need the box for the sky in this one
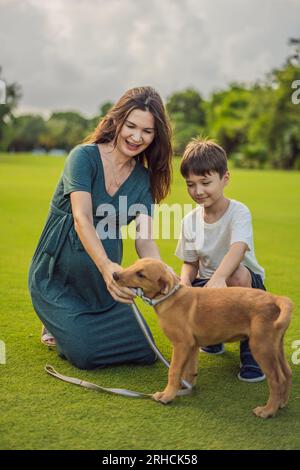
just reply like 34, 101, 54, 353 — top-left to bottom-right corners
0, 0, 299, 116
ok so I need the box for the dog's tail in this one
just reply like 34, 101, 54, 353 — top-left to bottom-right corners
274, 296, 293, 331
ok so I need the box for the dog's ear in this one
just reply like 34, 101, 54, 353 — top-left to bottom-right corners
159, 278, 170, 295
165, 264, 180, 281
158, 271, 173, 295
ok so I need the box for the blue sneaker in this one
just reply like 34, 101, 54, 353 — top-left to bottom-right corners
238, 340, 265, 382
200, 343, 225, 355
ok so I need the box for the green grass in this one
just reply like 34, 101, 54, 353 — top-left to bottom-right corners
0, 152, 300, 450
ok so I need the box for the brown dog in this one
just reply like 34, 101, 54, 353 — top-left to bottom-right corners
113, 258, 293, 418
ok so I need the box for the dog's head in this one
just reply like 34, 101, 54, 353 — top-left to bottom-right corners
113, 258, 179, 299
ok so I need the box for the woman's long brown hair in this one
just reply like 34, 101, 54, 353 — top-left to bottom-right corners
83, 86, 173, 203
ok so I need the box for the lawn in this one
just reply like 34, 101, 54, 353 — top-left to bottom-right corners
0, 153, 299, 450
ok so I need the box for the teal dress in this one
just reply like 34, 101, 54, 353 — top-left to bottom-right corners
28, 144, 157, 369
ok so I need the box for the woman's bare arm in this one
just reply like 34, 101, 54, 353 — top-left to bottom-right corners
70, 191, 135, 303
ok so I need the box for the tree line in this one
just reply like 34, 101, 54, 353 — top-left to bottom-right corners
0, 45, 299, 169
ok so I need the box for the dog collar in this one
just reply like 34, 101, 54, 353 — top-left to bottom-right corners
131, 283, 181, 307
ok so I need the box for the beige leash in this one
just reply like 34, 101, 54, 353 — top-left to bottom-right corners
45, 290, 193, 399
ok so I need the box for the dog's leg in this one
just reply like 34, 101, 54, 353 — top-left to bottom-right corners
273, 334, 291, 409
153, 343, 191, 404
250, 337, 282, 418
181, 345, 199, 387
270, 333, 287, 409
278, 336, 292, 408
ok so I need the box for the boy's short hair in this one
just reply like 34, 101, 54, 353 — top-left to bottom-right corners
180, 138, 228, 179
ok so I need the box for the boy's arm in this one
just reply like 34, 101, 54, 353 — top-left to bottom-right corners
205, 242, 248, 288
180, 260, 199, 286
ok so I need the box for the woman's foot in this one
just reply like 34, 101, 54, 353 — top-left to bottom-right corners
41, 325, 56, 348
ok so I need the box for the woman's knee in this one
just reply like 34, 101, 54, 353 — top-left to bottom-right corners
68, 351, 95, 370
133, 350, 157, 366
61, 327, 158, 370
63, 337, 96, 370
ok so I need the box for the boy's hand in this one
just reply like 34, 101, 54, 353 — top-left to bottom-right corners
204, 276, 227, 289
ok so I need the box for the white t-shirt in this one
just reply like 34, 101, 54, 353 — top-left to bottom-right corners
175, 199, 265, 281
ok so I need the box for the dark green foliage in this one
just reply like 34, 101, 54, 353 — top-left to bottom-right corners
1, 57, 300, 168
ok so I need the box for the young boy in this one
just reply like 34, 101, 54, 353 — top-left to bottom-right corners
175, 138, 266, 382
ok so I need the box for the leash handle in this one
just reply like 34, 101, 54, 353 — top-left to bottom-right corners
45, 365, 153, 399
45, 364, 192, 398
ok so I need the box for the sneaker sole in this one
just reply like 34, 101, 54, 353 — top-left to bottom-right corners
237, 372, 266, 383
199, 346, 225, 355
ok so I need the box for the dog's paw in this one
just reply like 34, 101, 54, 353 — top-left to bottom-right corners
252, 406, 276, 419
279, 398, 289, 409
152, 391, 174, 404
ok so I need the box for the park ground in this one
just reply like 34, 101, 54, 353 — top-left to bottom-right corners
0, 153, 299, 450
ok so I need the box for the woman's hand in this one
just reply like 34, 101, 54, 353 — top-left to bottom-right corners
100, 259, 136, 304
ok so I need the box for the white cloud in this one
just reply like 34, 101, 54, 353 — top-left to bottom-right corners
0, 0, 299, 115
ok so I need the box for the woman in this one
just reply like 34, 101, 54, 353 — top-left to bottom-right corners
28, 86, 173, 369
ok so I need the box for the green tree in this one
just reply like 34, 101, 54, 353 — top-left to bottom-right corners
205, 83, 252, 156
267, 63, 300, 169
231, 83, 275, 168
166, 88, 206, 154
40, 111, 89, 151
167, 88, 206, 126
170, 113, 204, 155
0, 67, 22, 150
99, 101, 113, 117
9, 114, 46, 151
